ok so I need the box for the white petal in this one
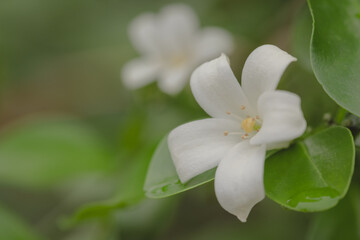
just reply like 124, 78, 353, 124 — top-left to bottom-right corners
190, 54, 255, 120
128, 13, 159, 55
194, 27, 234, 63
121, 58, 161, 89
158, 66, 191, 95
215, 141, 266, 222
168, 118, 244, 183
158, 4, 199, 56
241, 45, 297, 109
250, 90, 307, 145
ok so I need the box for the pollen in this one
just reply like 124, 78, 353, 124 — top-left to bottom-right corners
241, 105, 246, 110
170, 54, 187, 67
224, 131, 229, 136
241, 117, 256, 133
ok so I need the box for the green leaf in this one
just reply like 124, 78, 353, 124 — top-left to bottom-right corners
265, 126, 355, 212
308, 0, 360, 116
0, 204, 44, 240
144, 136, 216, 198
0, 116, 112, 189
306, 186, 360, 240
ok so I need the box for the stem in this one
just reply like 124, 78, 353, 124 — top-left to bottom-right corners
334, 107, 348, 125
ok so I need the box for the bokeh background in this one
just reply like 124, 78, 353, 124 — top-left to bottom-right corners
0, 0, 344, 239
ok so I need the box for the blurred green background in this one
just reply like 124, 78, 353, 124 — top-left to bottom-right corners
0, 0, 351, 239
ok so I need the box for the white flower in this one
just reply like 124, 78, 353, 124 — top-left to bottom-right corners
121, 4, 233, 95
168, 45, 307, 222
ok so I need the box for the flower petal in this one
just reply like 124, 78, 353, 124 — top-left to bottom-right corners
158, 66, 190, 95
121, 58, 161, 89
168, 118, 244, 183
250, 90, 307, 145
194, 27, 234, 63
241, 45, 297, 109
158, 4, 199, 56
128, 13, 159, 55
190, 54, 255, 120
215, 141, 266, 222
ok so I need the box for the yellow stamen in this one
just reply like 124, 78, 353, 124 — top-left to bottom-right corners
241, 117, 256, 133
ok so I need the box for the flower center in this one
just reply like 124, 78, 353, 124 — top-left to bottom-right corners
170, 54, 187, 67
241, 117, 255, 133
224, 106, 262, 139
241, 117, 261, 133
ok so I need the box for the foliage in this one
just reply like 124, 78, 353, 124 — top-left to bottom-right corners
0, 0, 360, 239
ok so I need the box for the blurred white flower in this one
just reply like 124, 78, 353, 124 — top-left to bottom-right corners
168, 45, 307, 222
122, 3, 233, 95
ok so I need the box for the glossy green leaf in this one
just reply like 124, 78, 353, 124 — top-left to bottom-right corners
265, 126, 354, 212
308, 0, 360, 116
0, 204, 44, 240
144, 136, 216, 198
306, 186, 360, 240
0, 116, 112, 189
